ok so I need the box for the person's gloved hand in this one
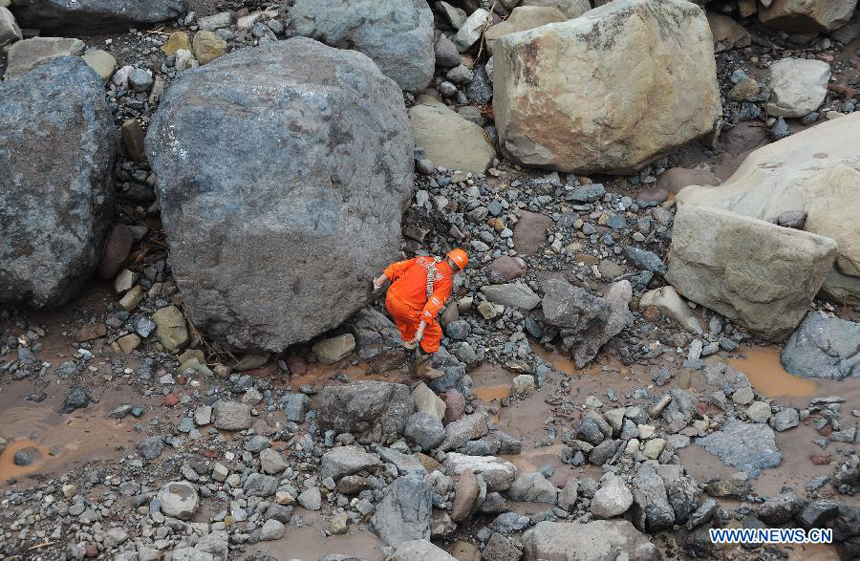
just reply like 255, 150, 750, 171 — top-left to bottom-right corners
372, 274, 387, 292
408, 320, 427, 347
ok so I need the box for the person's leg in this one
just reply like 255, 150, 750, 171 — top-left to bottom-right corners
385, 293, 418, 346
419, 321, 442, 354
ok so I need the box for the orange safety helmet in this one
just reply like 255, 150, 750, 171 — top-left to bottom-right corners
447, 248, 469, 270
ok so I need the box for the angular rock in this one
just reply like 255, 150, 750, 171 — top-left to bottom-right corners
259, 519, 284, 541
157, 481, 198, 520
454, 8, 490, 52
321, 446, 383, 480
0, 7, 21, 46
405, 412, 446, 450
640, 286, 702, 334
766, 58, 831, 118
289, 0, 434, 92
318, 381, 415, 442
707, 12, 751, 53
411, 382, 446, 422
409, 100, 495, 173
213, 401, 253, 431
5, 38, 86, 79
444, 453, 517, 492
631, 462, 675, 532
507, 472, 558, 504
312, 333, 355, 364
494, 0, 720, 173
260, 448, 288, 474
512, 211, 554, 256
146, 38, 413, 352
371, 476, 432, 547
244, 473, 278, 497
781, 311, 860, 380
696, 420, 782, 478
152, 305, 189, 352
591, 474, 633, 518
391, 540, 457, 561
677, 113, 860, 301
440, 412, 489, 451
522, 520, 660, 561
11, 0, 186, 34
191, 30, 226, 64
485, 6, 566, 55
759, 0, 858, 32
666, 205, 837, 341
1, 57, 115, 308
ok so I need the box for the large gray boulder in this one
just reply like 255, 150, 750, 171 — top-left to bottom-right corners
494, 0, 720, 173
666, 205, 837, 342
371, 475, 433, 547
289, 0, 434, 92
522, 520, 660, 561
675, 113, 860, 304
317, 381, 415, 443
146, 38, 413, 352
11, 0, 186, 34
0, 57, 115, 309
781, 311, 860, 380
759, 0, 858, 33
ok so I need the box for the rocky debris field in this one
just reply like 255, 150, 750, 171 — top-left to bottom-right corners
1, 0, 860, 560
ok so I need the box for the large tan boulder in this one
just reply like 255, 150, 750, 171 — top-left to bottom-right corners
707, 12, 751, 52
485, 6, 566, 55
676, 113, 860, 302
409, 100, 496, 173
666, 205, 837, 342
493, 0, 721, 174
520, 0, 591, 19
759, 0, 858, 33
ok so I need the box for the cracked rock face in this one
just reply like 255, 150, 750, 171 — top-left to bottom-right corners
146, 37, 413, 352
0, 57, 116, 309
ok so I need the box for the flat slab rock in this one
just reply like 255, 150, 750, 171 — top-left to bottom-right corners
522, 520, 660, 561
696, 419, 782, 478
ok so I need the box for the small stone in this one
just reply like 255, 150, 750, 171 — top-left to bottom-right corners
298, 487, 322, 510
157, 481, 199, 520
260, 448, 288, 474
260, 519, 285, 541
192, 31, 227, 64
82, 49, 116, 82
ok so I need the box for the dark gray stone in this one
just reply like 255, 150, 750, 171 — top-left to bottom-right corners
60, 386, 90, 414
318, 381, 415, 442
696, 420, 782, 478
781, 311, 860, 380
371, 475, 432, 547
625, 246, 666, 274
404, 412, 445, 450
12, 0, 186, 34
137, 436, 164, 460
146, 38, 413, 352
1, 57, 115, 308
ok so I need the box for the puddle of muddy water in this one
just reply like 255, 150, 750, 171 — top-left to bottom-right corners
728, 347, 817, 398
0, 440, 52, 480
474, 385, 511, 403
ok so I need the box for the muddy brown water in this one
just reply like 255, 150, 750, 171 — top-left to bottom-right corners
728, 347, 818, 398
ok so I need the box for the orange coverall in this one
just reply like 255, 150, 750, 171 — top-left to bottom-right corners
384, 256, 453, 354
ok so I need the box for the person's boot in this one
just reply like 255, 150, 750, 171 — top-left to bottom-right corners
413, 347, 442, 380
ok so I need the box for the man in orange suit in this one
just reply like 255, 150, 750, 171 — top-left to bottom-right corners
372, 249, 468, 360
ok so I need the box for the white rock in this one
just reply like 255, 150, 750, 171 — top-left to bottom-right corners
640, 286, 703, 334
444, 453, 518, 492
260, 519, 285, 540
766, 58, 831, 118
454, 8, 490, 52
591, 474, 633, 518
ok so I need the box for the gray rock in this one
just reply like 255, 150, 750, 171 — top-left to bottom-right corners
11, 0, 186, 34
260, 519, 285, 541
391, 539, 457, 561
771, 408, 799, 431
409, 100, 496, 174
289, 0, 434, 92
523, 520, 660, 561
157, 481, 199, 520
244, 435, 270, 453
625, 246, 666, 275
781, 311, 860, 379
284, 393, 310, 422
298, 486, 322, 510
137, 436, 164, 460
146, 38, 413, 352
440, 412, 489, 451
591, 474, 633, 518
1, 57, 115, 308
371, 475, 432, 546
259, 448, 287, 474
654, 463, 701, 524
758, 488, 804, 525
404, 412, 445, 449
318, 381, 415, 442
666, 205, 838, 341
60, 386, 90, 414
243, 473, 278, 497
631, 461, 675, 532
507, 472, 558, 504
435, 35, 460, 67
696, 420, 782, 478
213, 401, 253, 431
567, 183, 605, 203
543, 279, 632, 368
444, 453, 517, 492
481, 283, 541, 310
0, 7, 22, 46
321, 446, 383, 480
